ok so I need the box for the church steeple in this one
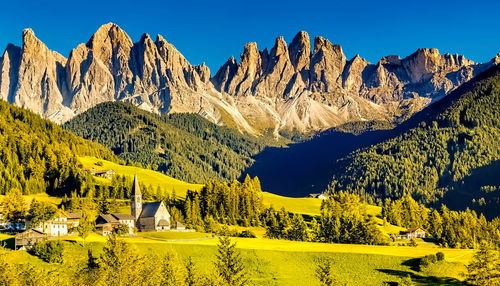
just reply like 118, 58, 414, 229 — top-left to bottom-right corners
131, 175, 142, 221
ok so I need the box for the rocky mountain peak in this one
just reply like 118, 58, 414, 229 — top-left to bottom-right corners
288, 31, 311, 71
0, 26, 496, 135
271, 36, 288, 56
86, 22, 133, 48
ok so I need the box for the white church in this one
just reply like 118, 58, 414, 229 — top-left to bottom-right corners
130, 175, 172, 231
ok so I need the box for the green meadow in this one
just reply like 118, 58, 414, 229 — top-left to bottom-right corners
0, 232, 471, 285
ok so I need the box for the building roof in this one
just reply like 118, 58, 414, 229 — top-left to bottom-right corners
91, 169, 115, 175
98, 214, 119, 224
15, 229, 47, 239
66, 212, 83, 219
406, 227, 425, 233
132, 174, 141, 197
139, 202, 163, 218
111, 213, 135, 221
157, 219, 170, 226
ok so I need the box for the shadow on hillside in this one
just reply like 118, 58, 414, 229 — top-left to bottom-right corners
376, 269, 471, 285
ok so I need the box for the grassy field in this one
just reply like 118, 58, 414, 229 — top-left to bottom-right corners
78, 156, 204, 197
1, 231, 472, 285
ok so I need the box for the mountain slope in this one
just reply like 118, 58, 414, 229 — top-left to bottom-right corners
325, 66, 500, 216
63, 102, 268, 183
1, 23, 497, 134
0, 100, 117, 195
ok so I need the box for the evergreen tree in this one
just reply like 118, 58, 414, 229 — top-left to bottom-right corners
315, 257, 336, 286
185, 256, 199, 286
467, 242, 500, 285
0, 188, 27, 223
214, 237, 247, 286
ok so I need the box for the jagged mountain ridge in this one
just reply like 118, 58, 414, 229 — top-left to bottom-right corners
0, 23, 497, 134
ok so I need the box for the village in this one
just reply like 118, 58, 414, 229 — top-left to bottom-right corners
1, 175, 191, 250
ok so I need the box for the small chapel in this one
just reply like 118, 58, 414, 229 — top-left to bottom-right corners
131, 175, 171, 231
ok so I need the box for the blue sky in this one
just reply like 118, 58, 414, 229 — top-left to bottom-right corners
0, 0, 498, 71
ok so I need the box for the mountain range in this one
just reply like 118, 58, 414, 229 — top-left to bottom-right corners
1, 23, 498, 135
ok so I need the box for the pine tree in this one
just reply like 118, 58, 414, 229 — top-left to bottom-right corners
185, 256, 199, 286
315, 257, 336, 286
467, 242, 500, 285
214, 237, 247, 286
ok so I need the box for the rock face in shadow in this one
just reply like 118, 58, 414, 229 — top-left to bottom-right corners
0, 24, 497, 134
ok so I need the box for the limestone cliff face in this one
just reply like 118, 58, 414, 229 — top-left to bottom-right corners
0, 24, 497, 135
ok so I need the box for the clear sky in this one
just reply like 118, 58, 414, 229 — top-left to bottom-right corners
0, 0, 498, 72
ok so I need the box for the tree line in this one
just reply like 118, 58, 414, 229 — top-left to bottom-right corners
0, 100, 117, 196
382, 195, 500, 248
63, 102, 274, 183
326, 66, 500, 217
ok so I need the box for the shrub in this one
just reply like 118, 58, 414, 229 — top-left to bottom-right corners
436, 252, 445, 261
30, 241, 64, 263
418, 254, 437, 271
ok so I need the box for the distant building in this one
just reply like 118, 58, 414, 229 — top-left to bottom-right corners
131, 175, 171, 231
66, 212, 82, 230
95, 213, 136, 235
111, 213, 135, 234
29, 211, 68, 237
396, 228, 427, 239
308, 193, 330, 200
90, 169, 116, 179
175, 222, 186, 230
15, 229, 48, 250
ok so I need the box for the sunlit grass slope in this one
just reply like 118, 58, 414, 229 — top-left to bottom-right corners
53, 234, 471, 286
79, 156, 203, 197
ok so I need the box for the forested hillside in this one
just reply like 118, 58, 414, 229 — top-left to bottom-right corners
326, 66, 500, 216
63, 102, 271, 183
0, 100, 117, 195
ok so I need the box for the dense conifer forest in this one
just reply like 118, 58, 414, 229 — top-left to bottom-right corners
0, 100, 117, 195
63, 102, 273, 183
326, 66, 500, 216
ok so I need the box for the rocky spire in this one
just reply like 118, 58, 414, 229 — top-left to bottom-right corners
288, 31, 311, 71
309, 36, 346, 92
225, 42, 262, 96
342, 55, 369, 91
212, 56, 237, 91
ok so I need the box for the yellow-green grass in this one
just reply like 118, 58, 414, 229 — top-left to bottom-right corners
2, 232, 471, 285
78, 156, 203, 197
139, 231, 212, 240
60, 233, 472, 264
54, 236, 470, 285
0, 193, 62, 207
261, 192, 322, 216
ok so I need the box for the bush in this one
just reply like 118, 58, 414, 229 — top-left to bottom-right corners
238, 230, 256, 238
418, 254, 437, 271
408, 239, 418, 247
436, 252, 445, 261
30, 241, 64, 263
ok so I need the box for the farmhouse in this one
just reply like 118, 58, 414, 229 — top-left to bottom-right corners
90, 169, 116, 179
397, 227, 427, 239
308, 193, 330, 200
131, 175, 171, 231
110, 213, 135, 234
28, 211, 69, 237
15, 229, 48, 250
66, 212, 82, 229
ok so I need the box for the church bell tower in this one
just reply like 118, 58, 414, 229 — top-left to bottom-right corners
131, 175, 142, 221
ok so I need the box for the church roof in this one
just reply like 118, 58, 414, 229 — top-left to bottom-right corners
132, 174, 141, 197
140, 202, 163, 218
